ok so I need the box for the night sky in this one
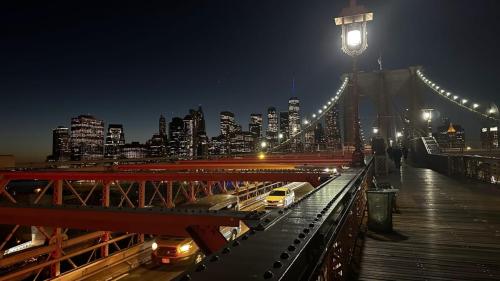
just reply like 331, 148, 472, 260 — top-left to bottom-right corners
1, 0, 499, 162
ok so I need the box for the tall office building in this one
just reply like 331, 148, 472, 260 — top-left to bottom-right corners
147, 133, 167, 157
288, 97, 300, 138
230, 131, 256, 154
123, 142, 148, 159
191, 106, 206, 135
304, 127, 315, 152
480, 126, 499, 149
168, 117, 184, 157
104, 124, 125, 159
187, 106, 208, 159
180, 114, 195, 158
220, 111, 236, 137
314, 123, 326, 150
434, 120, 465, 149
249, 114, 263, 138
279, 112, 289, 141
266, 107, 278, 145
70, 115, 105, 160
51, 126, 70, 161
159, 115, 167, 140
325, 105, 342, 150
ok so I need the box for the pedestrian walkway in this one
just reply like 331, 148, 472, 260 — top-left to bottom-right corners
357, 164, 500, 281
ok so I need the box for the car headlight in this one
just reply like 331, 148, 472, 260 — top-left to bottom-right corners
178, 243, 191, 253
151, 242, 158, 251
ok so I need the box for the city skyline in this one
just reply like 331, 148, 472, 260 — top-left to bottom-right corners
46, 96, 308, 161
1, 1, 500, 161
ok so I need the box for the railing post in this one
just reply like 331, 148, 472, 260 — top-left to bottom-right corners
101, 180, 111, 258
166, 181, 174, 208
207, 181, 213, 195
221, 181, 227, 193
50, 179, 63, 278
138, 181, 145, 243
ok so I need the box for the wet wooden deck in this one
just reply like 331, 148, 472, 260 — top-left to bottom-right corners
357, 165, 500, 281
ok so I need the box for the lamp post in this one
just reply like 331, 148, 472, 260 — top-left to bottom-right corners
335, 0, 373, 167
422, 109, 434, 137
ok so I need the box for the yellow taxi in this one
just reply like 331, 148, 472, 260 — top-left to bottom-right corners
265, 187, 295, 208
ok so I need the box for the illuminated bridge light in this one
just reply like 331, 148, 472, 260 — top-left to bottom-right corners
461, 99, 468, 104
312, 114, 316, 118
328, 101, 331, 105
473, 103, 479, 109
318, 109, 323, 114
453, 95, 458, 100
440, 89, 445, 94
323, 105, 327, 109
446, 92, 451, 96
435, 86, 440, 90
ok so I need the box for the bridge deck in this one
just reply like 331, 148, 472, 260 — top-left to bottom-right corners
358, 165, 500, 281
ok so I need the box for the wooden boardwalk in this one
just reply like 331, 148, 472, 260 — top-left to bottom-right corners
357, 165, 500, 281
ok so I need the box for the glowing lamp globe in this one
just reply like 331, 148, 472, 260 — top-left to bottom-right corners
335, 1, 373, 57
347, 29, 361, 46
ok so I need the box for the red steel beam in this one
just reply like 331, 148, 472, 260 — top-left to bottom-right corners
0, 171, 323, 186
0, 205, 242, 237
116, 163, 298, 171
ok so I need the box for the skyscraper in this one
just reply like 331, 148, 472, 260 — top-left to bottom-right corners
220, 111, 236, 137
288, 97, 300, 139
168, 117, 184, 157
249, 113, 263, 138
51, 126, 70, 161
279, 111, 289, 141
159, 114, 167, 139
481, 126, 499, 149
230, 131, 256, 154
147, 133, 167, 157
123, 142, 148, 159
70, 115, 105, 160
266, 107, 278, 145
434, 120, 465, 149
314, 123, 326, 150
180, 114, 195, 158
325, 105, 342, 150
104, 124, 125, 159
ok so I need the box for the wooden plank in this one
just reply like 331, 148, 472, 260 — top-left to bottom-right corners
356, 165, 500, 280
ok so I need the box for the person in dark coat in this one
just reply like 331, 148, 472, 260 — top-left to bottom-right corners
402, 146, 409, 160
386, 146, 393, 160
392, 146, 403, 170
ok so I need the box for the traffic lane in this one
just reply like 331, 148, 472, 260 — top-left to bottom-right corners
117, 181, 320, 281
118, 263, 184, 281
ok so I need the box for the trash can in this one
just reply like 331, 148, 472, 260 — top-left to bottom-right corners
366, 189, 398, 232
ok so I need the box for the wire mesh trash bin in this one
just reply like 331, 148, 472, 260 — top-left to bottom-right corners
366, 189, 398, 232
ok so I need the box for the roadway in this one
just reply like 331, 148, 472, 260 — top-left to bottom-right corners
83, 181, 317, 281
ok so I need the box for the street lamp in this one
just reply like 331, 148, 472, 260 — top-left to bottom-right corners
422, 109, 434, 137
260, 141, 267, 149
335, 0, 373, 167
372, 127, 379, 134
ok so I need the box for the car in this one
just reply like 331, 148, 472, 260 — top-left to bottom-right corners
151, 236, 204, 265
265, 187, 295, 208
151, 195, 240, 266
